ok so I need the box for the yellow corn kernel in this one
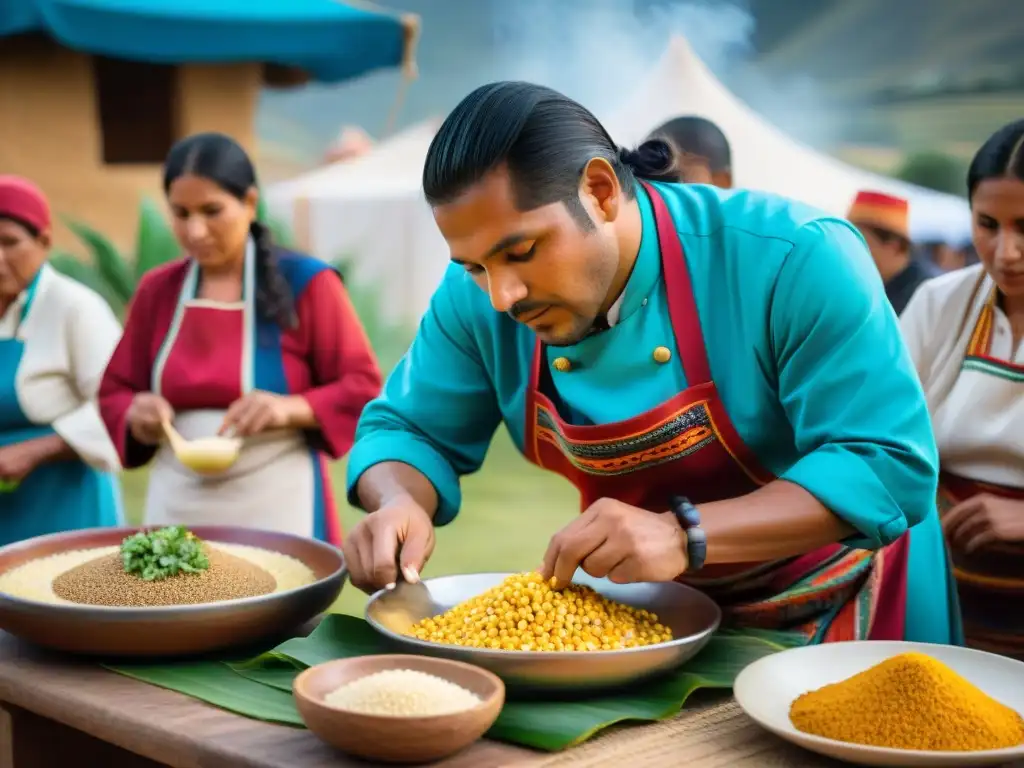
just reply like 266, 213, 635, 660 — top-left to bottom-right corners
404, 572, 673, 652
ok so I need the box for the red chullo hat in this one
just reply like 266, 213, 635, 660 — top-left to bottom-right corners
0, 175, 51, 233
847, 190, 910, 241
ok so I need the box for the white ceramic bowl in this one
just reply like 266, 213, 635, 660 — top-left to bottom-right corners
734, 640, 1024, 767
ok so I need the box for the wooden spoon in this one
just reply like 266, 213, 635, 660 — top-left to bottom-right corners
161, 416, 190, 456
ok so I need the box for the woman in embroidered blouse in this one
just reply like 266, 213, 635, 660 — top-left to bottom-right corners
0, 176, 123, 545
900, 119, 1024, 658
98, 133, 382, 545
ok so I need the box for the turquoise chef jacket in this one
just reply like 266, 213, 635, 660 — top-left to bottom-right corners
347, 181, 961, 646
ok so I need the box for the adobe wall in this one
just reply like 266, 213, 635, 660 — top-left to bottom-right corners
0, 36, 261, 256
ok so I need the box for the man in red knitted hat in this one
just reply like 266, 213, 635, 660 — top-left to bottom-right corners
847, 190, 940, 315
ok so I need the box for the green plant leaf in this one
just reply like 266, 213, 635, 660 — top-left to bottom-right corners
48, 251, 127, 316
111, 661, 302, 726
121, 526, 211, 581
62, 217, 135, 303
134, 197, 180, 280
106, 615, 804, 752
256, 196, 295, 247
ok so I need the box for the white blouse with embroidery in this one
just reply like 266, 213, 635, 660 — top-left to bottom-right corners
0, 264, 123, 471
900, 263, 1024, 487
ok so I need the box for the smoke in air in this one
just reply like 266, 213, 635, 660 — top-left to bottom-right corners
482, 0, 837, 149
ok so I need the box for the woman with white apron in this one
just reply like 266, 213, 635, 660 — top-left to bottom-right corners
0, 176, 123, 545
900, 119, 1024, 658
98, 134, 382, 546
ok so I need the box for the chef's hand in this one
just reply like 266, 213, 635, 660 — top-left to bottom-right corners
540, 498, 688, 588
342, 495, 436, 593
943, 494, 1024, 553
127, 393, 174, 446
220, 391, 293, 437
0, 442, 44, 484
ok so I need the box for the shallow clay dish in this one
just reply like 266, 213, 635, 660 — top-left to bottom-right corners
0, 526, 346, 658
294, 654, 504, 764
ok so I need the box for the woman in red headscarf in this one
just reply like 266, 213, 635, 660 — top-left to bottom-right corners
0, 176, 124, 545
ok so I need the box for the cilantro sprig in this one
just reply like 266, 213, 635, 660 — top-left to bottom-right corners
121, 525, 211, 581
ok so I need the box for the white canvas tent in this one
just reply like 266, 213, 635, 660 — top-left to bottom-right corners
602, 36, 972, 245
265, 120, 446, 325
267, 38, 973, 325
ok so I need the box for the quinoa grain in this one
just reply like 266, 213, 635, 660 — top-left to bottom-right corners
52, 546, 276, 607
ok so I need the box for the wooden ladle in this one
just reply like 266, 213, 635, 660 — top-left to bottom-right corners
161, 417, 242, 476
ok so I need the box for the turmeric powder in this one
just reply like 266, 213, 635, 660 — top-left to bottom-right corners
789, 652, 1024, 751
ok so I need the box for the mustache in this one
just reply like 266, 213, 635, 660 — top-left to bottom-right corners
508, 301, 550, 322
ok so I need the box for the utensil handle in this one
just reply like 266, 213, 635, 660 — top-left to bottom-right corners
161, 416, 186, 453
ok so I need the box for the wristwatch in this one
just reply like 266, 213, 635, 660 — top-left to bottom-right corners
668, 495, 707, 572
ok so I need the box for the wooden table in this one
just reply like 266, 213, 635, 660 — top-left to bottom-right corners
0, 631, 1020, 768
0, 631, 531, 767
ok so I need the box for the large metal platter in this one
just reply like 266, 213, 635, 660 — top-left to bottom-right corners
366, 571, 721, 692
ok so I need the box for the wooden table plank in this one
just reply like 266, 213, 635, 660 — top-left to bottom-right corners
1, 629, 1020, 768
0, 632, 535, 767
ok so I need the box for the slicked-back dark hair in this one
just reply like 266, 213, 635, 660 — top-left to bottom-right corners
967, 119, 1024, 200
648, 115, 731, 173
422, 81, 677, 229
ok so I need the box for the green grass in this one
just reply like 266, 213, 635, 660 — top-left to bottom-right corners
118, 428, 579, 618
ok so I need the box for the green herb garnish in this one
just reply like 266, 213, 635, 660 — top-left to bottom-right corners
121, 525, 211, 581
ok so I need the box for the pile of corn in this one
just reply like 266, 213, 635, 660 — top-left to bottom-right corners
406, 572, 672, 651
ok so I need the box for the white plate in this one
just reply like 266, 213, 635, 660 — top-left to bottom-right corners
734, 641, 1024, 767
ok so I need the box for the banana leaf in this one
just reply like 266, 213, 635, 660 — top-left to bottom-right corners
61, 217, 135, 304
48, 251, 127, 316
106, 615, 804, 752
134, 197, 180, 281
112, 660, 302, 725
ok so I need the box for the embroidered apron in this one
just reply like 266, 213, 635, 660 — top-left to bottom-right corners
933, 279, 1024, 658
0, 271, 119, 546
522, 183, 909, 643
145, 244, 331, 541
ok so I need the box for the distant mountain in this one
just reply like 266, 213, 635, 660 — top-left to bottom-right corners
257, 0, 1024, 160
748, 0, 1024, 99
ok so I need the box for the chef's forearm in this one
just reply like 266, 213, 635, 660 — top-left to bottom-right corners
356, 461, 439, 519
699, 480, 855, 564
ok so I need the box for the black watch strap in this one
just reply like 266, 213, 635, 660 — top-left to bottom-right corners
669, 495, 707, 572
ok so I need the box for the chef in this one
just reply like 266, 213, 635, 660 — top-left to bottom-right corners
341, 82, 960, 645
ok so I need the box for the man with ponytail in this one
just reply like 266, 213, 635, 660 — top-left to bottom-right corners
343, 82, 959, 646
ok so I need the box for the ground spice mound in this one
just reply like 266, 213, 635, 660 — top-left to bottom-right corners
51, 547, 277, 607
789, 652, 1024, 751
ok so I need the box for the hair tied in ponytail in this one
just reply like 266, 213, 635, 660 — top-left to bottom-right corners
617, 139, 678, 183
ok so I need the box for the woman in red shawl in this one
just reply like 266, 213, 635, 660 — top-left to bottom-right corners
99, 133, 381, 545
